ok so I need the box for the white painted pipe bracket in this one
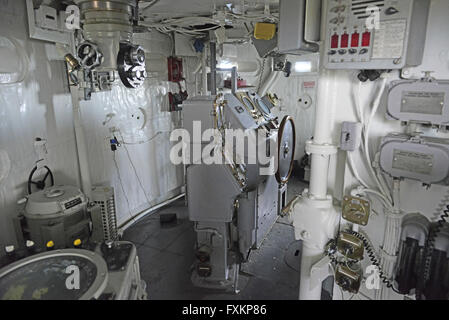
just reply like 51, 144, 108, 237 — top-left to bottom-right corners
305, 140, 338, 156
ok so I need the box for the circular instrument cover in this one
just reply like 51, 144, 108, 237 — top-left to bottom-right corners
276, 116, 296, 184
0, 249, 108, 300
255, 98, 271, 116
241, 95, 257, 113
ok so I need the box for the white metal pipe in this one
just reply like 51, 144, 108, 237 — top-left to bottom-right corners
299, 246, 323, 300
258, 71, 281, 97
307, 70, 338, 199
295, 68, 339, 299
210, 41, 217, 96
309, 154, 330, 198
312, 70, 337, 144
201, 43, 208, 95
70, 86, 92, 198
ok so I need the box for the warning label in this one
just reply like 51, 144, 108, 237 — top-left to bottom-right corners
372, 20, 407, 59
401, 91, 445, 115
392, 149, 434, 175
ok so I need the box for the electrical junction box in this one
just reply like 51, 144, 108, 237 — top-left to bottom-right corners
324, 0, 430, 70
387, 80, 449, 127
254, 23, 276, 40
35, 5, 59, 31
340, 121, 362, 151
379, 133, 449, 185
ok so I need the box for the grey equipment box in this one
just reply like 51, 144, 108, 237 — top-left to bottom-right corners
379, 133, 449, 185
21, 185, 91, 249
278, 0, 321, 54
386, 80, 449, 127
323, 0, 430, 70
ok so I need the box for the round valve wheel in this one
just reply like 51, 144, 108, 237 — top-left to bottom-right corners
117, 43, 147, 89
276, 116, 296, 184
27, 166, 54, 195
77, 41, 102, 70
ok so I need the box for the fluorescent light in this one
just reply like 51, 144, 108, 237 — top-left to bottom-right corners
294, 61, 312, 73
217, 59, 237, 69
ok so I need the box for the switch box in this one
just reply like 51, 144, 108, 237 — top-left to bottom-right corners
35, 5, 58, 31
324, 0, 430, 70
340, 122, 362, 151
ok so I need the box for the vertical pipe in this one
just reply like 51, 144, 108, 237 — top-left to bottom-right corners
299, 247, 324, 300
70, 86, 92, 198
231, 66, 237, 94
210, 41, 217, 96
201, 44, 208, 95
309, 154, 330, 199
308, 70, 337, 199
259, 71, 281, 97
295, 0, 339, 300
297, 71, 339, 300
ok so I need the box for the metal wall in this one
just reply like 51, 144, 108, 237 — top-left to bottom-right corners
0, 0, 183, 250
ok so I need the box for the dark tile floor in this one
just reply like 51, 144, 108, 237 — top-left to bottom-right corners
123, 177, 307, 300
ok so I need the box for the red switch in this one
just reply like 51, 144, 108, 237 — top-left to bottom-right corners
341, 33, 349, 48
331, 34, 339, 48
362, 31, 371, 47
351, 32, 360, 47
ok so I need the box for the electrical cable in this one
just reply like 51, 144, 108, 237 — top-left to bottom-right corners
256, 57, 266, 93
347, 230, 402, 295
118, 131, 166, 145
140, 0, 160, 15
117, 131, 152, 205
347, 151, 369, 189
349, 73, 393, 205
139, 7, 279, 36
363, 76, 392, 203
112, 151, 136, 225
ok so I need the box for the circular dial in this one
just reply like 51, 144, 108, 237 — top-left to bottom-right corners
117, 43, 147, 89
276, 116, 296, 184
242, 96, 257, 113
77, 42, 102, 70
0, 250, 108, 300
255, 98, 271, 116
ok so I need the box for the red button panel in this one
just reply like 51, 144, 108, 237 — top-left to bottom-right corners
331, 34, 339, 49
351, 33, 360, 47
340, 33, 349, 48
362, 31, 371, 47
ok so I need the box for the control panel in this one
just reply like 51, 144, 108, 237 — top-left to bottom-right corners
324, 0, 430, 70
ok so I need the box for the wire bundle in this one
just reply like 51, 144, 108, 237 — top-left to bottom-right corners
347, 230, 402, 294
140, 16, 225, 36
139, 9, 278, 37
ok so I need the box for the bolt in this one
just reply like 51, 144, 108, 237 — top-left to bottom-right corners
301, 230, 311, 239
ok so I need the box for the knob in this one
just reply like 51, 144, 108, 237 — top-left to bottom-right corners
105, 240, 114, 249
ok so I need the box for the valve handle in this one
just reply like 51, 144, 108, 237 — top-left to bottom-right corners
27, 165, 54, 194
